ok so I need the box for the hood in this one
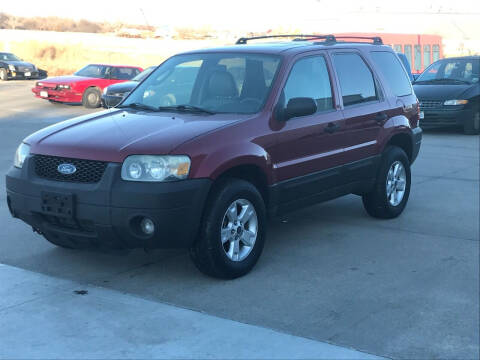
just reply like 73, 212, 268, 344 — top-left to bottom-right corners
106, 81, 138, 94
5, 60, 35, 68
39, 75, 95, 84
25, 109, 246, 163
413, 83, 473, 101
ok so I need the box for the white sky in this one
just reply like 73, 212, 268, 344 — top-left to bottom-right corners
2, 0, 479, 29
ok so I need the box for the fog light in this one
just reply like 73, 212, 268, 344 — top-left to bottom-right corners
140, 218, 155, 235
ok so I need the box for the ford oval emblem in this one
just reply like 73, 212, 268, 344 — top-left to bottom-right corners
57, 163, 77, 175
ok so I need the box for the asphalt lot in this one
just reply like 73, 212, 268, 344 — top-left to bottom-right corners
1, 80, 479, 359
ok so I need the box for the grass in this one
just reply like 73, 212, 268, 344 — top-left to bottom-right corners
1, 40, 167, 75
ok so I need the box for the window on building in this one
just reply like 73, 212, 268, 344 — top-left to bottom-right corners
414, 45, 421, 72
404, 45, 412, 67
423, 45, 431, 68
393, 44, 402, 53
433, 45, 440, 62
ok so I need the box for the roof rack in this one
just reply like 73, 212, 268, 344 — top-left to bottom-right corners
235, 34, 335, 45
235, 34, 383, 45
325, 36, 383, 45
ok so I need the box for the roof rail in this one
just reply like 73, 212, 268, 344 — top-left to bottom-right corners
330, 36, 383, 45
235, 34, 384, 45
235, 34, 335, 45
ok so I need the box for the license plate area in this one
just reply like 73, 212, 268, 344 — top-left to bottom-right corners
25, 72, 31, 77
41, 192, 75, 218
40, 90, 48, 98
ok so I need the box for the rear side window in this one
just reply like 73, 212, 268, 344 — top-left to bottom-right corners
370, 51, 412, 97
283, 56, 333, 112
111, 67, 138, 80
332, 53, 378, 107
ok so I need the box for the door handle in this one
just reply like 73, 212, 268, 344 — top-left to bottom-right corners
324, 122, 340, 134
374, 112, 388, 123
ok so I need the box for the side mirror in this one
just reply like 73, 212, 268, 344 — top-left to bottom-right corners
284, 97, 317, 120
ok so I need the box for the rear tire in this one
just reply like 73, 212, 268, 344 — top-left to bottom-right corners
189, 178, 266, 279
0, 68, 8, 81
362, 146, 411, 219
82, 88, 101, 108
464, 110, 480, 135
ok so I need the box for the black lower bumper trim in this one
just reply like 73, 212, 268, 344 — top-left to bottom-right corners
6, 159, 212, 250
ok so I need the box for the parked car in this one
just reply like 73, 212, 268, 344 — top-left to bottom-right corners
102, 66, 156, 108
6, 35, 422, 278
0, 52, 41, 80
32, 64, 143, 108
396, 52, 414, 82
413, 56, 479, 134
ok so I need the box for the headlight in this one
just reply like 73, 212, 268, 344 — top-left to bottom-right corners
8, 64, 15, 71
14, 143, 30, 168
58, 84, 71, 89
444, 99, 468, 106
121, 155, 190, 182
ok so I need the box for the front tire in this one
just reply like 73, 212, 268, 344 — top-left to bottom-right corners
189, 178, 266, 279
464, 110, 480, 135
362, 146, 411, 219
82, 88, 101, 108
0, 68, 8, 81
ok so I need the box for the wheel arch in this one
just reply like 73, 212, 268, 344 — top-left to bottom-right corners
383, 132, 413, 162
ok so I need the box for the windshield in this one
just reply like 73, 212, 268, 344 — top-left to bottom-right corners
74, 64, 110, 78
416, 58, 479, 84
0, 53, 21, 61
122, 53, 281, 114
131, 66, 156, 82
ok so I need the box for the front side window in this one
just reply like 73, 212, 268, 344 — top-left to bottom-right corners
74, 64, 109, 79
283, 55, 333, 112
370, 51, 412, 97
111, 67, 138, 80
123, 53, 281, 114
333, 53, 378, 106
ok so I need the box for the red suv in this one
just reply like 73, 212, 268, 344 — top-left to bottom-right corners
7, 35, 422, 278
32, 64, 143, 108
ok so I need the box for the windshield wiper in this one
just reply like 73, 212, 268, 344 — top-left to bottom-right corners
118, 102, 160, 111
157, 104, 216, 115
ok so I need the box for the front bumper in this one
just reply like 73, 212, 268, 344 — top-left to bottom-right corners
32, 87, 83, 103
101, 94, 123, 108
420, 107, 473, 127
411, 126, 422, 164
6, 156, 212, 250
8, 69, 39, 79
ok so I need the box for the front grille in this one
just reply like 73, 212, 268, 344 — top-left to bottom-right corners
419, 100, 443, 110
18, 66, 34, 72
34, 155, 107, 183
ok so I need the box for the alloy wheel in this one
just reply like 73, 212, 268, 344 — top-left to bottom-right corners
220, 199, 258, 262
386, 161, 407, 206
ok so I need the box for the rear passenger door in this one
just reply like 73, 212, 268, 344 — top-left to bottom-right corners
330, 51, 389, 165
